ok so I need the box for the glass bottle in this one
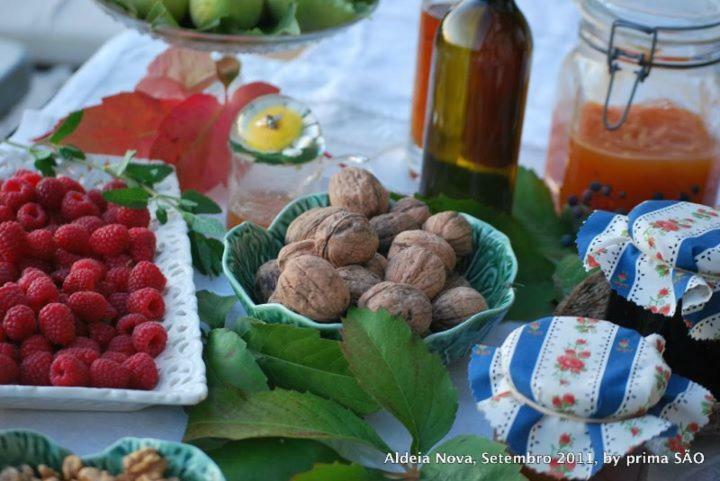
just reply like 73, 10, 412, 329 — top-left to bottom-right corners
420, 0, 532, 212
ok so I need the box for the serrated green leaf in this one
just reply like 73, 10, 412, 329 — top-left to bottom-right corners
182, 211, 226, 238
50, 110, 83, 145
421, 436, 525, 481
102, 187, 151, 209
206, 328, 268, 393
553, 255, 594, 300
341, 308, 457, 454
181, 189, 222, 214
58, 145, 85, 160
32, 151, 57, 177
156, 206, 168, 224
124, 162, 174, 186
245, 323, 379, 416
197, 290, 237, 328
190, 232, 224, 277
292, 463, 384, 481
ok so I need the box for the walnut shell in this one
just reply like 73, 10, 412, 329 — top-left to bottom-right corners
277, 240, 316, 271
337, 265, 381, 304
431, 287, 487, 331
370, 212, 418, 252
387, 230, 457, 272
364, 253, 388, 278
358, 281, 432, 335
385, 246, 446, 299
423, 211, 474, 257
270, 255, 350, 322
314, 211, 379, 266
441, 273, 472, 293
254, 260, 281, 303
328, 167, 389, 218
285, 206, 344, 244
391, 197, 431, 226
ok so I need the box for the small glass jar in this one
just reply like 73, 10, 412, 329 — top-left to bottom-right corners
545, 0, 720, 213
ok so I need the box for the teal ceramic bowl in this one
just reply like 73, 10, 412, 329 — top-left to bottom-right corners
222, 193, 517, 362
0, 430, 225, 480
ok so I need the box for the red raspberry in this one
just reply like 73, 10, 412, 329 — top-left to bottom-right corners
18, 268, 49, 292
62, 269, 98, 294
124, 352, 158, 390
0, 262, 17, 285
116, 313, 148, 335
51, 269, 70, 287
87, 189, 107, 213
26, 277, 59, 311
115, 207, 151, 229
20, 335, 52, 358
0, 354, 19, 384
0, 205, 12, 223
18, 258, 51, 275
56, 347, 99, 366
73, 216, 105, 233
127, 288, 165, 321
57, 176, 85, 194
90, 224, 129, 257
105, 255, 133, 269
36, 178, 67, 211
128, 228, 156, 262
54, 224, 91, 255
15, 171, 42, 187
0, 342, 18, 360
54, 249, 84, 269
0, 325, 4, 342
3, 305, 37, 341
50, 353, 89, 387
71, 259, 106, 280
96, 281, 116, 297
74, 317, 88, 337
102, 351, 128, 363
88, 322, 116, 348
127, 262, 166, 292
16, 203, 48, 230
90, 358, 130, 388
103, 179, 127, 191
0, 283, 28, 318
105, 267, 130, 292
1, 178, 35, 212
27, 230, 56, 260
70, 336, 100, 352
20, 351, 52, 385
39, 303, 76, 346
131, 322, 167, 357
68, 291, 115, 323
107, 334, 135, 355
108, 292, 129, 317
102, 206, 118, 224
0, 221, 27, 263
61, 191, 99, 221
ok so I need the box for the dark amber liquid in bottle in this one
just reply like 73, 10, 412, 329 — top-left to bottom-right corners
420, 0, 532, 212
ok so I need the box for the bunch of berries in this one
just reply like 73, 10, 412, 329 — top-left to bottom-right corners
0, 169, 168, 390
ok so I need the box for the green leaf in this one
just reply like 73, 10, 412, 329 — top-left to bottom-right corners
185, 377, 390, 454
58, 145, 85, 160
124, 162, 174, 186
50, 110, 83, 145
182, 211, 227, 238
197, 290, 237, 329
204, 439, 343, 481
115, 150, 136, 177
206, 328, 268, 393
189, 232, 224, 277
421, 436, 525, 481
156, 206, 168, 225
31, 149, 57, 177
341, 308, 457, 454
292, 463, 383, 481
553, 255, 593, 300
102, 187, 151, 209
181, 189, 223, 214
245, 323, 379, 416
146, 1, 180, 27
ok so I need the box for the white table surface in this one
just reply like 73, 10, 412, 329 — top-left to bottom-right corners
2, 1, 714, 478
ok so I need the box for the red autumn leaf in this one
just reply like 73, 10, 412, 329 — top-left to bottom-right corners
136, 47, 218, 100
149, 82, 279, 192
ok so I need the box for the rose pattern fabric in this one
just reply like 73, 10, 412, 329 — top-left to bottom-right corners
468, 317, 713, 480
577, 200, 720, 340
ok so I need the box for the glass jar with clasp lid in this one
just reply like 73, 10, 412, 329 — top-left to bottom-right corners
545, 0, 720, 214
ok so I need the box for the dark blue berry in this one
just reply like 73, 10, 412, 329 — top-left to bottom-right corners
589, 182, 601, 192
601, 185, 612, 196
691, 185, 701, 194
582, 190, 593, 205
619, 191, 627, 199
679, 192, 690, 201
572, 206, 585, 219
560, 234, 574, 248
567, 195, 579, 207
615, 208, 628, 215
652, 192, 664, 200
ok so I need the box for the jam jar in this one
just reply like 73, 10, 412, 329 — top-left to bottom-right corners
545, 0, 720, 213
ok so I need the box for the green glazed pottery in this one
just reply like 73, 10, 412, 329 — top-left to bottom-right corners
223, 193, 517, 363
0, 430, 225, 481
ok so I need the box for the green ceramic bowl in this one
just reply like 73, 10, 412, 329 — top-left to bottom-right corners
0, 430, 225, 480
223, 193, 517, 362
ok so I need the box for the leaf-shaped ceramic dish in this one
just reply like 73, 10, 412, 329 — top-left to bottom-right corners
223, 193, 517, 363
0, 430, 225, 481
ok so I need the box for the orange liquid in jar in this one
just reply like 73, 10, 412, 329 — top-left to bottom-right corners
546, 101, 720, 211
410, 3, 454, 148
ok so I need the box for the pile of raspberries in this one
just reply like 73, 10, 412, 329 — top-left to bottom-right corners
0, 169, 169, 390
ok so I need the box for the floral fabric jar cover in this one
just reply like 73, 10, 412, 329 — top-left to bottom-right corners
468, 316, 713, 480
578, 200, 720, 340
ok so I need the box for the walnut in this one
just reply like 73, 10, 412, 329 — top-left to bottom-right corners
387, 230, 456, 272
423, 211, 473, 257
254, 260, 280, 304
431, 287, 488, 331
337, 266, 381, 304
277, 240, 316, 271
390, 197, 430, 226
358, 282, 432, 335
314, 211, 379, 266
370, 212, 418, 252
285, 206, 344, 244
441, 273, 471, 293
123, 449, 166, 480
62, 456, 83, 480
270, 255, 350, 321
363, 253, 388, 278
37, 466, 58, 480
77, 467, 114, 481
328, 167, 389, 218
0, 467, 22, 481
385, 246, 446, 299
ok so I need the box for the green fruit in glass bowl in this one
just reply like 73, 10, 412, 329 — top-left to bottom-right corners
295, 0, 358, 31
125, 0, 156, 17
267, 0, 291, 21
189, 0, 264, 30
162, 0, 189, 21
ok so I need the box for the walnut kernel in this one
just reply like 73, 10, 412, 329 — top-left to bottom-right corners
387, 230, 457, 272
314, 211, 379, 266
123, 448, 166, 480
423, 211, 473, 257
358, 282, 432, 335
385, 246, 446, 299
328, 168, 389, 218
431, 287, 488, 331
